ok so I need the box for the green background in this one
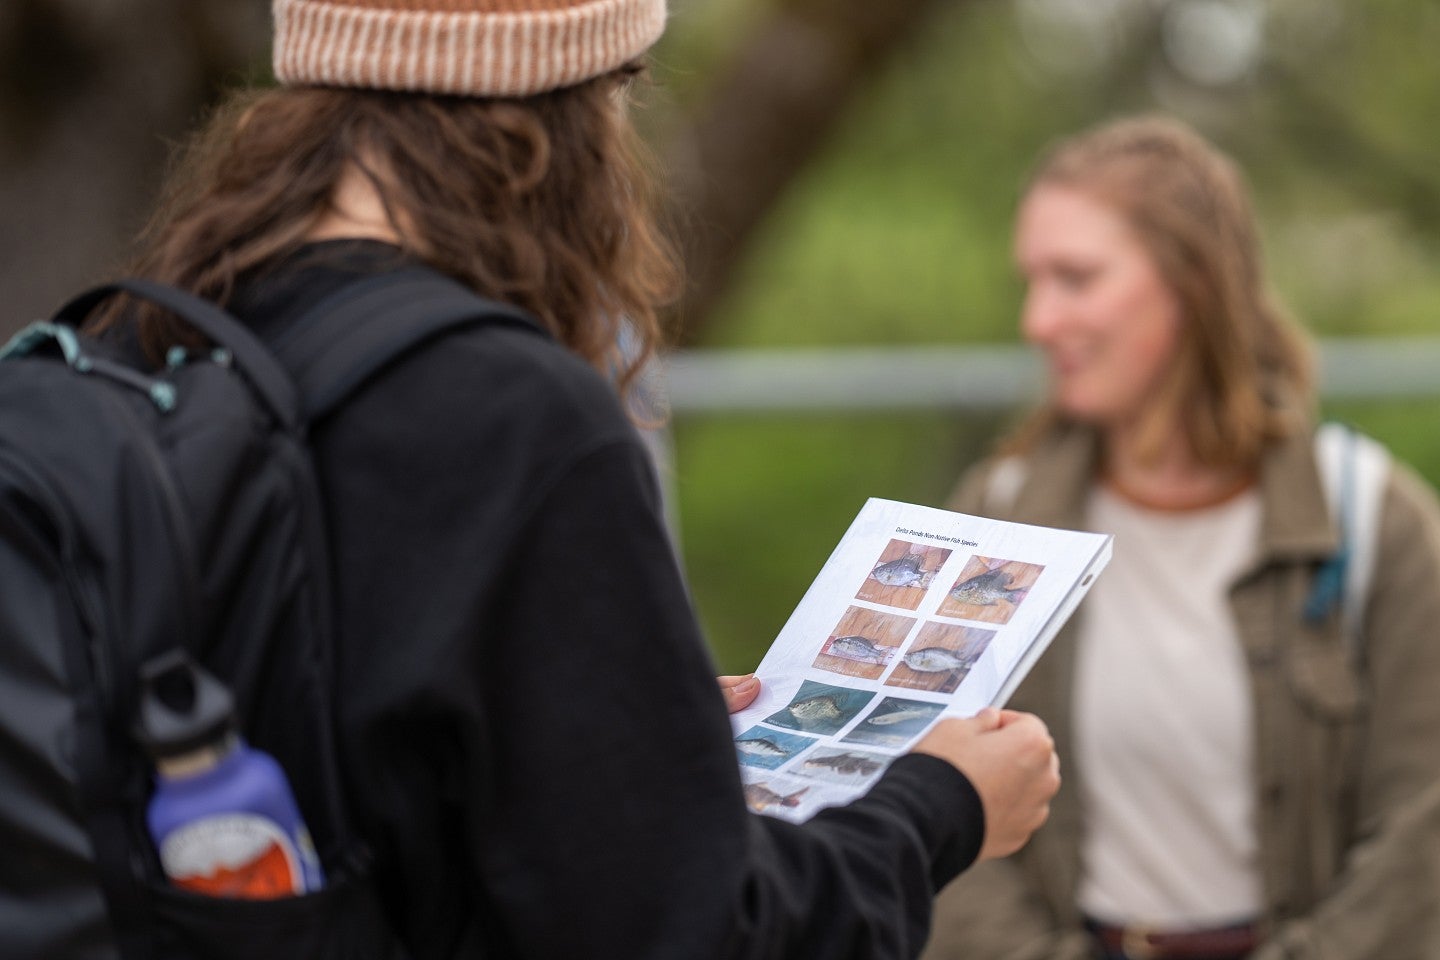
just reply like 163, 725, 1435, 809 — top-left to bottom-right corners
655, 0, 1440, 672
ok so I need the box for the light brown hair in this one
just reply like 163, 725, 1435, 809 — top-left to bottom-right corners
1006, 114, 1313, 468
91, 70, 678, 400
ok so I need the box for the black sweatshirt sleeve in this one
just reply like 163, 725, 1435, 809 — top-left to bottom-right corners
465, 437, 985, 960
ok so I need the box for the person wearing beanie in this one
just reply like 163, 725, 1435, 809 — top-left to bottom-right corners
93, 1, 1061, 957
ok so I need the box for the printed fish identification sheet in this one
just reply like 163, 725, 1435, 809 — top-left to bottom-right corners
731, 497, 1112, 822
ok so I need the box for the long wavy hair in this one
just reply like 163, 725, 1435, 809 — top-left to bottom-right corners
1004, 115, 1314, 469
90, 68, 679, 399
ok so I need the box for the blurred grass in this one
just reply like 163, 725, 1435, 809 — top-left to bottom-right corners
672, 412, 1007, 672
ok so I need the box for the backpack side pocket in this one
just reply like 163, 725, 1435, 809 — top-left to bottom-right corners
151, 844, 400, 960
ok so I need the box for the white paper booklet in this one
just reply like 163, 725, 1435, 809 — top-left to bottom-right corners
730, 497, 1112, 822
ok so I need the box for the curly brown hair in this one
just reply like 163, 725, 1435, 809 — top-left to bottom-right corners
91, 68, 679, 400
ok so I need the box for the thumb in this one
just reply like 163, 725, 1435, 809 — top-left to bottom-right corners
962, 707, 1004, 733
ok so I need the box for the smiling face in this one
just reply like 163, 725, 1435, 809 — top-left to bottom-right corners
1014, 183, 1186, 431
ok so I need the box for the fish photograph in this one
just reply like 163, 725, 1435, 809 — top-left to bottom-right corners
798, 747, 892, 785
884, 622, 996, 694
936, 556, 1044, 624
829, 635, 892, 665
811, 606, 914, 680
742, 780, 810, 815
842, 697, 945, 748
764, 680, 876, 736
855, 540, 952, 611
734, 725, 817, 770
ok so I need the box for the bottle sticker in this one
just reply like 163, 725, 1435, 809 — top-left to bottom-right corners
159, 813, 305, 899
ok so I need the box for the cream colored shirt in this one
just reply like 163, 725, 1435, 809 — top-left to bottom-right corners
1075, 485, 1263, 928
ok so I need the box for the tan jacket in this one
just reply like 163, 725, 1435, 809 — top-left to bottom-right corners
922, 423, 1440, 960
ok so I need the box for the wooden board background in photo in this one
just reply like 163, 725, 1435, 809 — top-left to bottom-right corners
811, 606, 916, 680
937, 556, 1044, 625
854, 539, 951, 611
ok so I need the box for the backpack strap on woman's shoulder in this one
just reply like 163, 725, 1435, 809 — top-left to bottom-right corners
1307, 421, 1391, 660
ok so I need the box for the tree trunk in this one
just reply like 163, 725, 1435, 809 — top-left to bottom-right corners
0, 0, 958, 345
663, 0, 955, 345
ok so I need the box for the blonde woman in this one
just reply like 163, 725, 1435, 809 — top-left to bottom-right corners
923, 116, 1440, 960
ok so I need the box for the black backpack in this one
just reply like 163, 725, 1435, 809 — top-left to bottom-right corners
0, 267, 535, 960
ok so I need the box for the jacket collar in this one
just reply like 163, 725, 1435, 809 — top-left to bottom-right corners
1253, 422, 1337, 561
1011, 424, 1097, 531
1012, 419, 1337, 563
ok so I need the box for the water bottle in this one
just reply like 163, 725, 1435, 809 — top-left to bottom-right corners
136, 650, 324, 899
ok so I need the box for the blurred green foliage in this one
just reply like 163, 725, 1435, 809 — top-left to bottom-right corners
658, 0, 1440, 672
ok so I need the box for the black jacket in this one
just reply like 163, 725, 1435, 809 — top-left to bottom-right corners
229, 241, 985, 959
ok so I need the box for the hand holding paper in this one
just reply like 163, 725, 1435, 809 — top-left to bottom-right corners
914, 708, 1061, 861
719, 674, 761, 713
729, 498, 1109, 822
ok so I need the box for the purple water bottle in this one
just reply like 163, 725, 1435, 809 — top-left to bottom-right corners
136, 651, 324, 899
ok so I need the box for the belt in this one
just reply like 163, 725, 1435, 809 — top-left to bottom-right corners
1087, 920, 1259, 960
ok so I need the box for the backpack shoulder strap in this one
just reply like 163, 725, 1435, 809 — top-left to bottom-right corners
1309, 421, 1391, 658
270, 266, 543, 422
50, 278, 301, 428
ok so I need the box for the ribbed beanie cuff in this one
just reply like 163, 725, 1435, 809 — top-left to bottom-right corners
273, 0, 667, 97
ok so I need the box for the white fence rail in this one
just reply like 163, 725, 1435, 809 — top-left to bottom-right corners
662, 337, 1440, 414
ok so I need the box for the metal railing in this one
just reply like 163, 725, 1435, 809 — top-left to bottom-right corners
661, 337, 1440, 414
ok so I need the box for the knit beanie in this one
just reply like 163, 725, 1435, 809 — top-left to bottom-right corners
272, 0, 667, 98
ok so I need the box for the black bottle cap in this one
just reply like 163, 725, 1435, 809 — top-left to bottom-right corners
134, 650, 237, 760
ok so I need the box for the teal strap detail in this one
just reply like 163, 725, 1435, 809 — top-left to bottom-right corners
149, 382, 178, 413
0, 322, 85, 365
2, 320, 180, 413
1308, 421, 1391, 657
1303, 545, 1349, 625
1304, 424, 1357, 626
164, 345, 232, 375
